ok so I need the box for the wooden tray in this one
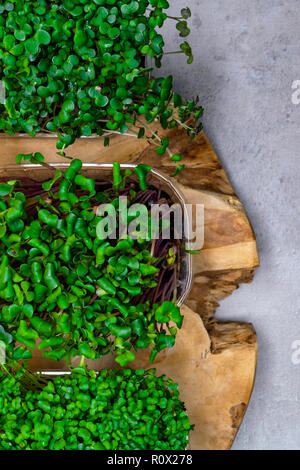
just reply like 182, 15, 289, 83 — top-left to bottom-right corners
0, 126, 259, 450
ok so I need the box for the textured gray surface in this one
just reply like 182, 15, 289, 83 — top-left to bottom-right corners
158, 0, 300, 450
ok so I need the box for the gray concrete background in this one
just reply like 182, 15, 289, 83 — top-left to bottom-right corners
157, 0, 300, 450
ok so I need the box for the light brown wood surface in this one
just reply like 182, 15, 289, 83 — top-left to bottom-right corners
0, 126, 259, 450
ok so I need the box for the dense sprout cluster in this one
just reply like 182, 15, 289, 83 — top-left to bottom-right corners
0, 367, 193, 450
0, 155, 183, 366
0, 0, 202, 164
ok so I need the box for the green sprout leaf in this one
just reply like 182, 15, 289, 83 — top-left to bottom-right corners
181, 8, 192, 19
36, 30, 51, 45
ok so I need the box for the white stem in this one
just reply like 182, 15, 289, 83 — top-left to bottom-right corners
102, 130, 138, 138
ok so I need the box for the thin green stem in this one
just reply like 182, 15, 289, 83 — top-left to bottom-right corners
173, 117, 194, 132
0, 364, 9, 374
136, 117, 162, 143
135, 117, 173, 157
166, 15, 183, 21
79, 355, 85, 367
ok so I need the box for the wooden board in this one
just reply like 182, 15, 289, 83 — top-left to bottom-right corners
0, 126, 259, 450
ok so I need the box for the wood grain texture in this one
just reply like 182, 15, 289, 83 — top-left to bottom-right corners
0, 125, 259, 450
